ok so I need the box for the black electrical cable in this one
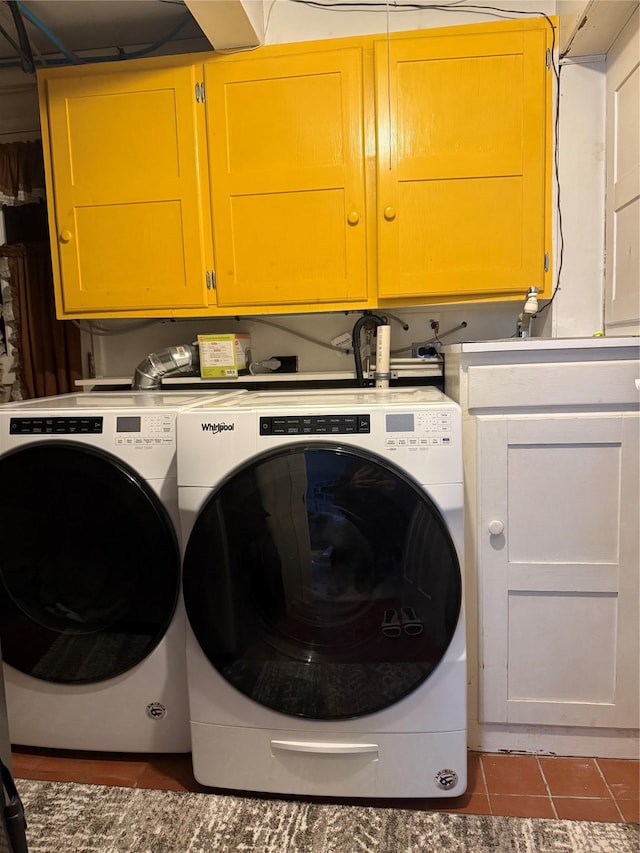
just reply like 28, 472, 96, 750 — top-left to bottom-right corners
6, 0, 34, 73
0, 20, 22, 55
536, 62, 564, 316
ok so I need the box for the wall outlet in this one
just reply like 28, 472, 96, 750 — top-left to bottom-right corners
331, 331, 353, 350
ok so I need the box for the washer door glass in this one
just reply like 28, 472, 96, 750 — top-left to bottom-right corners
183, 444, 462, 720
0, 443, 180, 684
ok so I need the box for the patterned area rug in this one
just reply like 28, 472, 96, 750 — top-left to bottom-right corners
17, 778, 640, 853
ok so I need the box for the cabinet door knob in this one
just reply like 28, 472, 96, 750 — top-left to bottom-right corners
347, 211, 360, 225
488, 520, 504, 535
59, 230, 73, 243
383, 206, 396, 221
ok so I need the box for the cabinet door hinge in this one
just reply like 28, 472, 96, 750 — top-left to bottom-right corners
544, 252, 550, 272
546, 48, 551, 70
195, 82, 205, 103
206, 270, 216, 290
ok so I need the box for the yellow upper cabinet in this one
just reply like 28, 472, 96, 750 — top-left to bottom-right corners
37, 18, 552, 319
375, 20, 551, 302
39, 59, 214, 317
204, 47, 371, 310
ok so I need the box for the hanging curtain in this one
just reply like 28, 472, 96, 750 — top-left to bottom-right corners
0, 244, 82, 399
0, 140, 81, 399
0, 141, 45, 206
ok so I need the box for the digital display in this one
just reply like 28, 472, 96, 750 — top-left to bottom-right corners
116, 416, 141, 433
386, 413, 414, 433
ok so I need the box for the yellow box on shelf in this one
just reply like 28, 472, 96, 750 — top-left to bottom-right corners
197, 333, 251, 378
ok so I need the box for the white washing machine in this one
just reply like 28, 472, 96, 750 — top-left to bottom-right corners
0, 389, 245, 753
177, 387, 466, 798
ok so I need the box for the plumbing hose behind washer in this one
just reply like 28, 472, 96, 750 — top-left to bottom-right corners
351, 314, 388, 387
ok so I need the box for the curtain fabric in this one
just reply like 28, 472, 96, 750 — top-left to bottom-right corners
0, 139, 82, 400
0, 141, 46, 206
0, 244, 82, 399
0, 257, 19, 402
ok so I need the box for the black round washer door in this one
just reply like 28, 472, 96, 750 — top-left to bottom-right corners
183, 444, 462, 720
0, 442, 180, 684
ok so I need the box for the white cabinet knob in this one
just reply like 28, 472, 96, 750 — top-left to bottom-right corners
488, 520, 504, 535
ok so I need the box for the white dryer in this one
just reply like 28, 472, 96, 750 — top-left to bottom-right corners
0, 389, 244, 753
177, 387, 466, 798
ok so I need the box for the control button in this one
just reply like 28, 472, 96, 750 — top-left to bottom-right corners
358, 416, 370, 433
260, 419, 272, 434
398, 438, 407, 446
442, 436, 452, 445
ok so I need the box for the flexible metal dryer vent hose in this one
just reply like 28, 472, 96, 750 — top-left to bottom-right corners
132, 344, 199, 390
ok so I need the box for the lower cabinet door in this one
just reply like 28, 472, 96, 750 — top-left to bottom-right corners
477, 413, 639, 728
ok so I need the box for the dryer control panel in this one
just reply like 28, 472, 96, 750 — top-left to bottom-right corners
385, 409, 453, 448
114, 414, 174, 446
10, 416, 103, 435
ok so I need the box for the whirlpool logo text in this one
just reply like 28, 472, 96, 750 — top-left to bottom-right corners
201, 422, 235, 434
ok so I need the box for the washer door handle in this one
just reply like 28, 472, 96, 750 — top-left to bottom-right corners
271, 740, 379, 755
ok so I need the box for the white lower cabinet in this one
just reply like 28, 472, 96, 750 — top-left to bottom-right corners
442, 338, 640, 757
477, 411, 639, 729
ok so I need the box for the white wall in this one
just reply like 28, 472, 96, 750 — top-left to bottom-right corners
86, 302, 520, 381
264, 0, 553, 43
552, 56, 607, 336
0, 0, 620, 380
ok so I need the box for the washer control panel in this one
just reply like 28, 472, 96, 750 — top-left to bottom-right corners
260, 414, 370, 435
10, 416, 103, 435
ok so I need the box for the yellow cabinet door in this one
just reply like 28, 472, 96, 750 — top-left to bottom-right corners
43, 63, 214, 316
205, 48, 368, 309
375, 24, 550, 301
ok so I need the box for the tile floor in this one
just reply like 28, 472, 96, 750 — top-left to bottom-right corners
11, 747, 639, 824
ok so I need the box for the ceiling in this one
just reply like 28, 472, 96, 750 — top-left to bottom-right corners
0, 0, 210, 65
